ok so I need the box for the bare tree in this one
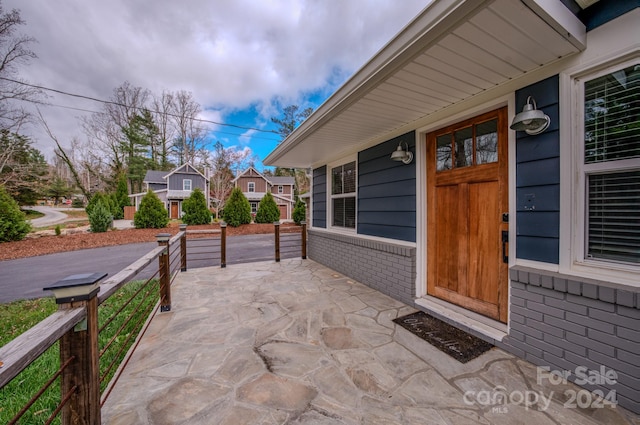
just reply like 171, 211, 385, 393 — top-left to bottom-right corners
151, 90, 175, 170
208, 141, 254, 216
0, 3, 42, 132
170, 90, 207, 166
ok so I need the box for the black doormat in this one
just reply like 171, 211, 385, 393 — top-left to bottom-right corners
393, 311, 493, 363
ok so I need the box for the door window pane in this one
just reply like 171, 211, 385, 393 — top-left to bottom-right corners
476, 119, 498, 165
436, 134, 452, 171
454, 127, 473, 168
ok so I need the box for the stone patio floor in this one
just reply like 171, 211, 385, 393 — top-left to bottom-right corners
102, 259, 639, 425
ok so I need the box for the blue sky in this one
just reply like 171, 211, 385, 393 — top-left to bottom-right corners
7, 0, 429, 171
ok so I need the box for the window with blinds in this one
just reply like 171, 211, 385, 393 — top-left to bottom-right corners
584, 63, 640, 264
331, 161, 356, 228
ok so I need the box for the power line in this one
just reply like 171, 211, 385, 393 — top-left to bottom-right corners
0, 76, 279, 135
36, 101, 282, 142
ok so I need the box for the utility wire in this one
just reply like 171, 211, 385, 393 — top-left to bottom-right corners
36, 101, 281, 142
0, 76, 279, 135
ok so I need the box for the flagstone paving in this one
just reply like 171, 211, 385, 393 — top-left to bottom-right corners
102, 259, 639, 425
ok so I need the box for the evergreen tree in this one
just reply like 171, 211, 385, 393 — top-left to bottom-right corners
86, 192, 114, 217
0, 185, 31, 242
112, 173, 130, 219
293, 198, 306, 225
134, 189, 169, 228
181, 188, 211, 225
222, 187, 251, 227
255, 192, 280, 223
88, 200, 112, 233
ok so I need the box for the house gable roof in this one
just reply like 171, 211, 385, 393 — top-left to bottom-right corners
164, 163, 207, 180
143, 170, 167, 184
269, 176, 296, 186
264, 0, 586, 168
233, 167, 268, 183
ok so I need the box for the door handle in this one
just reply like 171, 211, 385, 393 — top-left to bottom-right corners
501, 231, 509, 264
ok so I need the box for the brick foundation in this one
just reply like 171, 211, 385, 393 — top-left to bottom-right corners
307, 229, 416, 306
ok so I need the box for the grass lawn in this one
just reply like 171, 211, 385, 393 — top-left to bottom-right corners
22, 209, 45, 219
0, 280, 158, 424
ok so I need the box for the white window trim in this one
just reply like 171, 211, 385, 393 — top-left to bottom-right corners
561, 54, 640, 288
327, 156, 357, 233
183, 179, 192, 191
248, 181, 255, 193
278, 185, 283, 193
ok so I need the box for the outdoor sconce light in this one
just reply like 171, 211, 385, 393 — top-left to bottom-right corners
510, 96, 550, 135
44, 272, 107, 304
390, 141, 413, 164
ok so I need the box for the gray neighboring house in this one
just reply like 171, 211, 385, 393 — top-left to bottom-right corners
130, 163, 210, 219
265, 0, 640, 414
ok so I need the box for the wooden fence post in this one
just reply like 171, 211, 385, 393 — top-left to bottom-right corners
156, 234, 172, 312
179, 224, 187, 272
301, 221, 307, 260
274, 221, 281, 262
44, 272, 107, 425
220, 222, 227, 268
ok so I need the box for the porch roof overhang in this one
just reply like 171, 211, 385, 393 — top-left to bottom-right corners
264, 0, 586, 169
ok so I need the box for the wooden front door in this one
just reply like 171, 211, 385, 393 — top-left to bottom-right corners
170, 201, 179, 219
426, 108, 509, 323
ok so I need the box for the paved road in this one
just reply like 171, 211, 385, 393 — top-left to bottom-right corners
25, 206, 71, 227
0, 233, 302, 303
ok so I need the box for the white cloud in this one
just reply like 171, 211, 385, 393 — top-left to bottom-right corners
4, 0, 428, 159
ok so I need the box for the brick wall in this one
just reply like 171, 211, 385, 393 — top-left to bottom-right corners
505, 265, 640, 414
308, 229, 416, 306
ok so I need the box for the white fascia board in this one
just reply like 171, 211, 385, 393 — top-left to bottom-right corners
523, 0, 587, 50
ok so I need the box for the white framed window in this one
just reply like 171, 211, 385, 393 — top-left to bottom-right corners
250, 202, 258, 214
278, 185, 283, 194
572, 59, 640, 272
183, 179, 192, 191
248, 182, 255, 192
330, 160, 356, 229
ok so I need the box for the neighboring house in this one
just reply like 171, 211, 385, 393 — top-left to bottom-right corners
265, 0, 640, 414
130, 163, 210, 219
233, 167, 296, 220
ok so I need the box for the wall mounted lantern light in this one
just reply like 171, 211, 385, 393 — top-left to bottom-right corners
390, 141, 413, 164
510, 96, 550, 135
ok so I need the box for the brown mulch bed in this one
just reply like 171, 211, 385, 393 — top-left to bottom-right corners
0, 222, 302, 261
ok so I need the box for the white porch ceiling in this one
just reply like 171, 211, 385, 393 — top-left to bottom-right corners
265, 0, 586, 168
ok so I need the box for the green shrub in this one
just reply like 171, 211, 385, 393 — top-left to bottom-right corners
71, 197, 84, 208
55, 225, 61, 236
293, 198, 306, 224
89, 200, 113, 233
222, 187, 251, 227
111, 174, 130, 219
255, 192, 280, 223
0, 186, 31, 242
181, 188, 211, 225
134, 190, 169, 229
86, 192, 114, 216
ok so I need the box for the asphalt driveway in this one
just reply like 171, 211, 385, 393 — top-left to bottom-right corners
0, 234, 300, 303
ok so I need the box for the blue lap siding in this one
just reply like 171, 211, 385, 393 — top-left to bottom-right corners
358, 132, 416, 242
515, 76, 560, 264
312, 166, 327, 228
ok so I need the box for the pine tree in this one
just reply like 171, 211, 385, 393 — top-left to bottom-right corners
222, 187, 251, 227
293, 198, 306, 224
134, 190, 169, 228
255, 192, 280, 223
88, 200, 113, 233
112, 173, 131, 219
0, 185, 31, 242
181, 188, 211, 225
